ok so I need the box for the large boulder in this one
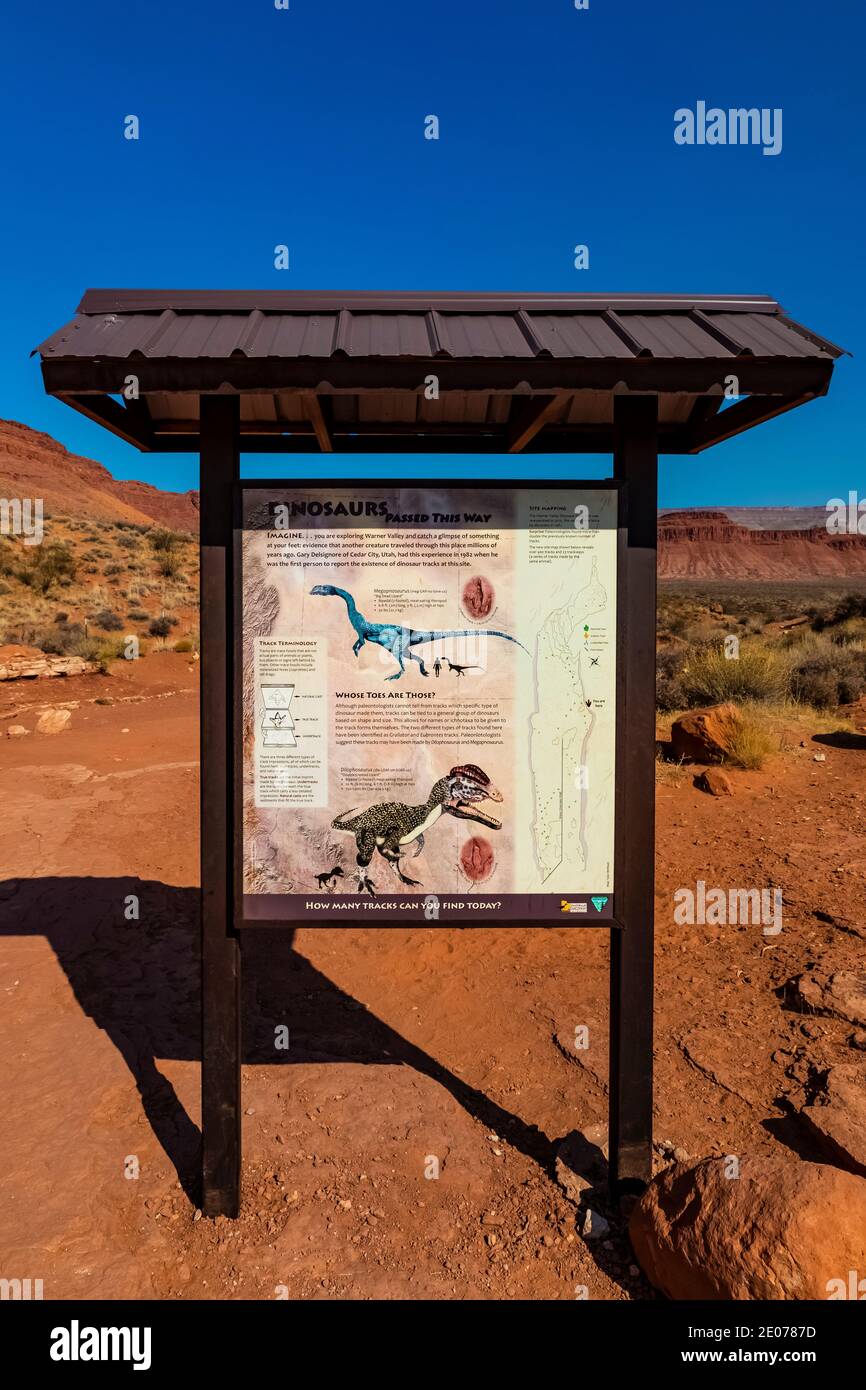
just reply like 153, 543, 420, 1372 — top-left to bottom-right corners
670, 703, 742, 764
630, 1154, 866, 1299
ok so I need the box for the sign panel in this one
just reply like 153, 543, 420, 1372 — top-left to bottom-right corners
239, 483, 619, 923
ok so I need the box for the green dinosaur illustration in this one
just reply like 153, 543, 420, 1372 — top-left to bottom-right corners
329, 763, 503, 895
310, 584, 528, 680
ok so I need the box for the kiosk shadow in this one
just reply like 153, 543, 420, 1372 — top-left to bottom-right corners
0, 876, 554, 1206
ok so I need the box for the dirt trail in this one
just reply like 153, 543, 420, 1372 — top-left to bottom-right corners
0, 653, 864, 1299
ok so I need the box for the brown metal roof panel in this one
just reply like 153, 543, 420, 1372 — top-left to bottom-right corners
708, 312, 829, 358
437, 313, 534, 358
147, 313, 251, 358
258, 313, 337, 357
37, 313, 148, 357
528, 314, 630, 358
623, 314, 733, 359
342, 313, 433, 357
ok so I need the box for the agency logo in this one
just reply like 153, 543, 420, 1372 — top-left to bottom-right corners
50, 1320, 152, 1371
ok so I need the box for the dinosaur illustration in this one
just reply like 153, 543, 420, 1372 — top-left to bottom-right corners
315, 866, 344, 891
329, 763, 503, 895
444, 659, 481, 678
310, 584, 528, 680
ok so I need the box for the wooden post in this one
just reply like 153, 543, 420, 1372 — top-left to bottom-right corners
609, 393, 658, 1195
200, 394, 242, 1217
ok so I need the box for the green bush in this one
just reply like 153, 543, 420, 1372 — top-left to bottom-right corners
148, 528, 183, 554
20, 543, 77, 595
656, 647, 688, 711
92, 609, 124, 632
680, 642, 790, 706
789, 647, 866, 708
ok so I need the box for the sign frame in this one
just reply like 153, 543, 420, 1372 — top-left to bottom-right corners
233, 476, 628, 930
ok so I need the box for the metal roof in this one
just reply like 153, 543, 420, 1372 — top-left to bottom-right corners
35, 290, 847, 455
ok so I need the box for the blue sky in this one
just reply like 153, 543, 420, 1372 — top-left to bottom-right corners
1, 0, 861, 505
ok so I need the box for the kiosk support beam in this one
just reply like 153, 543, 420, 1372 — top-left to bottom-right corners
609, 394, 658, 1195
200, 395, 242, 1217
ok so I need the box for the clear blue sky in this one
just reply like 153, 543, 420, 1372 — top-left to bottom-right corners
1, 0, 861, 505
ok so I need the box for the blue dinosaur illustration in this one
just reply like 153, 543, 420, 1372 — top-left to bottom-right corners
310, 584, 529, 681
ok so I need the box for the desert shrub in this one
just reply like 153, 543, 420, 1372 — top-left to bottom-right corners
92, 609, 123, 632
148, 615, 176, 638
26, 621, 90, 656
21, 543, 77, 595
149, 528, 182, 554
789, 646, 866, 708
725, 714, 777, 770
158, 552, 181, 578
811, 592, 866, 631
104, 563, 123, 576
117, 535, 139, 551
656, 647, 688, 711
0, 541, 16, 576
680, 642, 790, 706
54, 612, 69, 624
174, 638, 194, 653
126, 608, 149, 621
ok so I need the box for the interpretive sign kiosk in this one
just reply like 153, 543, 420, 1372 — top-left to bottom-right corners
35, 289, 845, 1216
239, 481, 621, 924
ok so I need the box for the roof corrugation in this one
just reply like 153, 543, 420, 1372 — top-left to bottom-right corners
35, 291, 847, 364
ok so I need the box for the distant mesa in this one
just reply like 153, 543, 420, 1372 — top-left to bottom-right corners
657, 507, 866, 580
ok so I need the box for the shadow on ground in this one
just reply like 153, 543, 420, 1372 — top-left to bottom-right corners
0, 876, 556, 1209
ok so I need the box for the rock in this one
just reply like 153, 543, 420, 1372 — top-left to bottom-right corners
786, 971, 866, 1029
580, 1208, 610, 1240
35, 708, 72, 735
695, 768, 733, 796
0, 645, 95, 681
670, 703, 743, 764
800, 1064, 866, 1178
849, 1031, 866, 1051
630, 1154, 866, 1299
6, 725, 29, 737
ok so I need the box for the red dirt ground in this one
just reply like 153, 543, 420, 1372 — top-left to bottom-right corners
1, 653, 864, 1300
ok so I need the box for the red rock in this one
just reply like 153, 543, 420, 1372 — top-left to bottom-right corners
787, 971, 866, 1028
800, 1064, 866, 1178
670, 703, 742, 764
630, 1154, 866, 1299
695, 768, 733, 796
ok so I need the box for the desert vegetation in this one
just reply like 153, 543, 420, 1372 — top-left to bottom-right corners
656, 584, 866, 769
0, 515, 198, 661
